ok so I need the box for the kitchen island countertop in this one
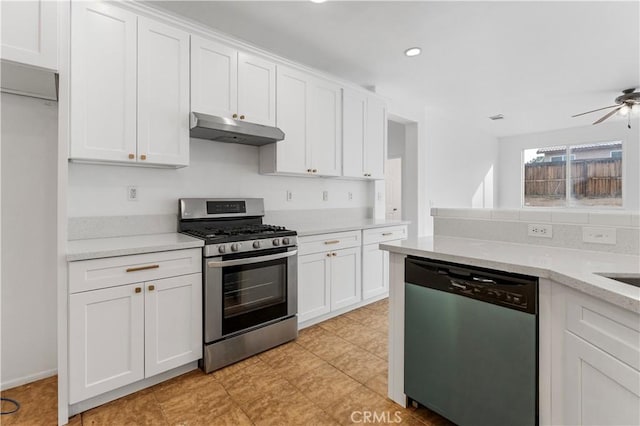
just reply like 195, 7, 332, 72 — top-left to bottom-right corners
381, 236, 640, 312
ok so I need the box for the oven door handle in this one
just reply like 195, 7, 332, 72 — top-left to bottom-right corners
207, 250, 298, 268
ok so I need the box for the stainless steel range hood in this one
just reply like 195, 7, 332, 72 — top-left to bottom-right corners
189, 112, 284, 146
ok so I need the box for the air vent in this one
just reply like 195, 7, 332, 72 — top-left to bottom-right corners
489, 114, 505, 121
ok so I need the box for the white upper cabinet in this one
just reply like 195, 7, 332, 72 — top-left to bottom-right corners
190, 36, 238, 120
261, 65, 341, 177
1, 0, 57, 70
191, 36, 276, 126
342, 87, 386, 179
137, 18, 189, 167
70, 2, 189, 167
70, 1, 137, 163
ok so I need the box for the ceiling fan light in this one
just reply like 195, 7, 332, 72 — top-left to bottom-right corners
619, 105, 630, 116
631, 104, 640, 115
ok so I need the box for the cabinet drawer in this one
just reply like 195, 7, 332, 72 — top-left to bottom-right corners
298, 230, 360, 256
69, 248, 202, 293
362, 225, 407, 245
565, 290, 640, 371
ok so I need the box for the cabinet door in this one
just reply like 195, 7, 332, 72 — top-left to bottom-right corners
69, 283, 144, 404
330, 247, 362, 310
298, 253, 331, 323
137, 18, 189, 167
342, 88, 366, 178
563, 331, 640, 426
1, 0, 57, 70
190, 36, 238, 119
308, 77, 342, 176
70, 2, 137, 163
275, 65, 310, 174
365, 96, 386, 179
362, 243, 389, 300
238, 52, 276, 126
144, 274, 202, 377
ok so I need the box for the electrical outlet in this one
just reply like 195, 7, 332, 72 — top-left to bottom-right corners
322, 191, 329, 201
348, 192, 353, 201
286, 190, 293, 202
527, 223, 552, 238
127, 186, 138, 201
583, 226, 616, 245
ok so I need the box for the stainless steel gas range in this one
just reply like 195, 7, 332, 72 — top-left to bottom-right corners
178, 198, 298, 373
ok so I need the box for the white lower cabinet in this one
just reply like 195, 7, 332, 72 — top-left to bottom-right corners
298, 231, 361, 323
362, 225, 407, 301
68, 250, 202, 404
551, 284, 640, 425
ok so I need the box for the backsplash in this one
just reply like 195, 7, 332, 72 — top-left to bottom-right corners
68, 208, 372, 240
432, 208, 640, 255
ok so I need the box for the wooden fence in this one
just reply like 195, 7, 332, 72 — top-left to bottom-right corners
524, 158, 622, 199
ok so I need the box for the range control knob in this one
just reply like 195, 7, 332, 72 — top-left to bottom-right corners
231, 243, 241, 252
282, 237, 291, 245
272, 239, 281, 246
253, 241, 261, 249
218, 245, 227, 254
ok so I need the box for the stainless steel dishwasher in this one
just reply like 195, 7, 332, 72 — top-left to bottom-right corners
405, 257, 538, 426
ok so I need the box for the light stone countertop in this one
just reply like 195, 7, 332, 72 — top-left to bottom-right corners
276, 218, 409, 237
380, 236, 640, 312
67, 233, 204, 261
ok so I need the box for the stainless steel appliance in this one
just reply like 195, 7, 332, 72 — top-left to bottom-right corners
179, 198, 298, 373
189, 112, 285, 146
404, 257, 538, 426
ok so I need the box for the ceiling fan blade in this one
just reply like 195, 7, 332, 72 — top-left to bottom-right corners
592, 106, 623, 125
572, 105, 619, 118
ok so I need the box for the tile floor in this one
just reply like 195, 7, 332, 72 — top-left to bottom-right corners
0, 298, 452, 425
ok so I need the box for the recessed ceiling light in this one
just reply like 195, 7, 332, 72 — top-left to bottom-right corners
404, 47, 421, 57
310, 0, 327, 3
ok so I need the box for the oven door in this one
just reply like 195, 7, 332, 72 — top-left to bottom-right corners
204, 247, 297, 343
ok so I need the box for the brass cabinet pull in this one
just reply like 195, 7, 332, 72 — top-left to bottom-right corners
312, 169, 317, 173
326, 253, 331, 257
126, 264, 159, 273
134, 287, 142, 293
240, 115, 245, 120
232, 113, 238, 119
128, 153, 135, 160
382, 232, 393, 236
324, 240, 340, 245
148, 284, 155, 291
140, 154, 147, 160
331, 252, 337, 256
307, 169, 312, 173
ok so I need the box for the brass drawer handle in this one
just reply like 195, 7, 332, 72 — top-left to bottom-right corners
233, 113, 238, 119
240, 115, 245, 120
312, 169, 318, 173
331, 252, 337, 256
326, 253, 331, 257
140, 154, 147, 160
307, 169, 312, 173
126, 264, 159, 273
382, 232, 393, 236
324, 240, 340, 245
128, 153, 135, 160
148, 284, 155, 291
135, 287, 142, 293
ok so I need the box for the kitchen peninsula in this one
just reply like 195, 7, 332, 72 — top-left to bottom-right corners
381, 235, 640, 426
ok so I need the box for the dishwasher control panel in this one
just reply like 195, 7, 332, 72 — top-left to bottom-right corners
406, 257, 538, 314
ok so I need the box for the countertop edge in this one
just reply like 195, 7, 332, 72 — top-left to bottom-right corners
380, 241, 640, 313
297, 221, 410, 237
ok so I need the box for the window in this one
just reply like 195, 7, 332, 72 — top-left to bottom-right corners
523, 141, 622, 207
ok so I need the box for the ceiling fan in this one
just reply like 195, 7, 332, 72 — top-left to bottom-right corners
572, 88, 639, 128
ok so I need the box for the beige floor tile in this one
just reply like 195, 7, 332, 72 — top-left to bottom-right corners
0, 376, 58, 426
327, 384, 399, 425
361, 333, 388, 360
243, 389, 335, 426
152, 369, 220, 404
218, 360, 297, 406
82, 388, 168, 425
317, 315, 357, 333
296, 328, 360, 361
334, 321, 382, 347
211, 355, 261, 383
329, 347, 387, 384
260, 344, 326, 382
290, 362, 361, 410
363, 371, 388, 398
158, 380, 235, 424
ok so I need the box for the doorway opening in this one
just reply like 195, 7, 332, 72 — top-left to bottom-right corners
386, 120, 406, 221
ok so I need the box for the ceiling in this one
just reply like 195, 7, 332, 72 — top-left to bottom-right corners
149, 1, 640, 137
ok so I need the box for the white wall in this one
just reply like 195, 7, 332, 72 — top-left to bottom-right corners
1, 94, 58, 388
497, 119, 640, 210
424, 106, 499, 210
68, 138, 372, 217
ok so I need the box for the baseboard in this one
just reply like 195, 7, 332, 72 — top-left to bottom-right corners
1, 368, 57, 391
